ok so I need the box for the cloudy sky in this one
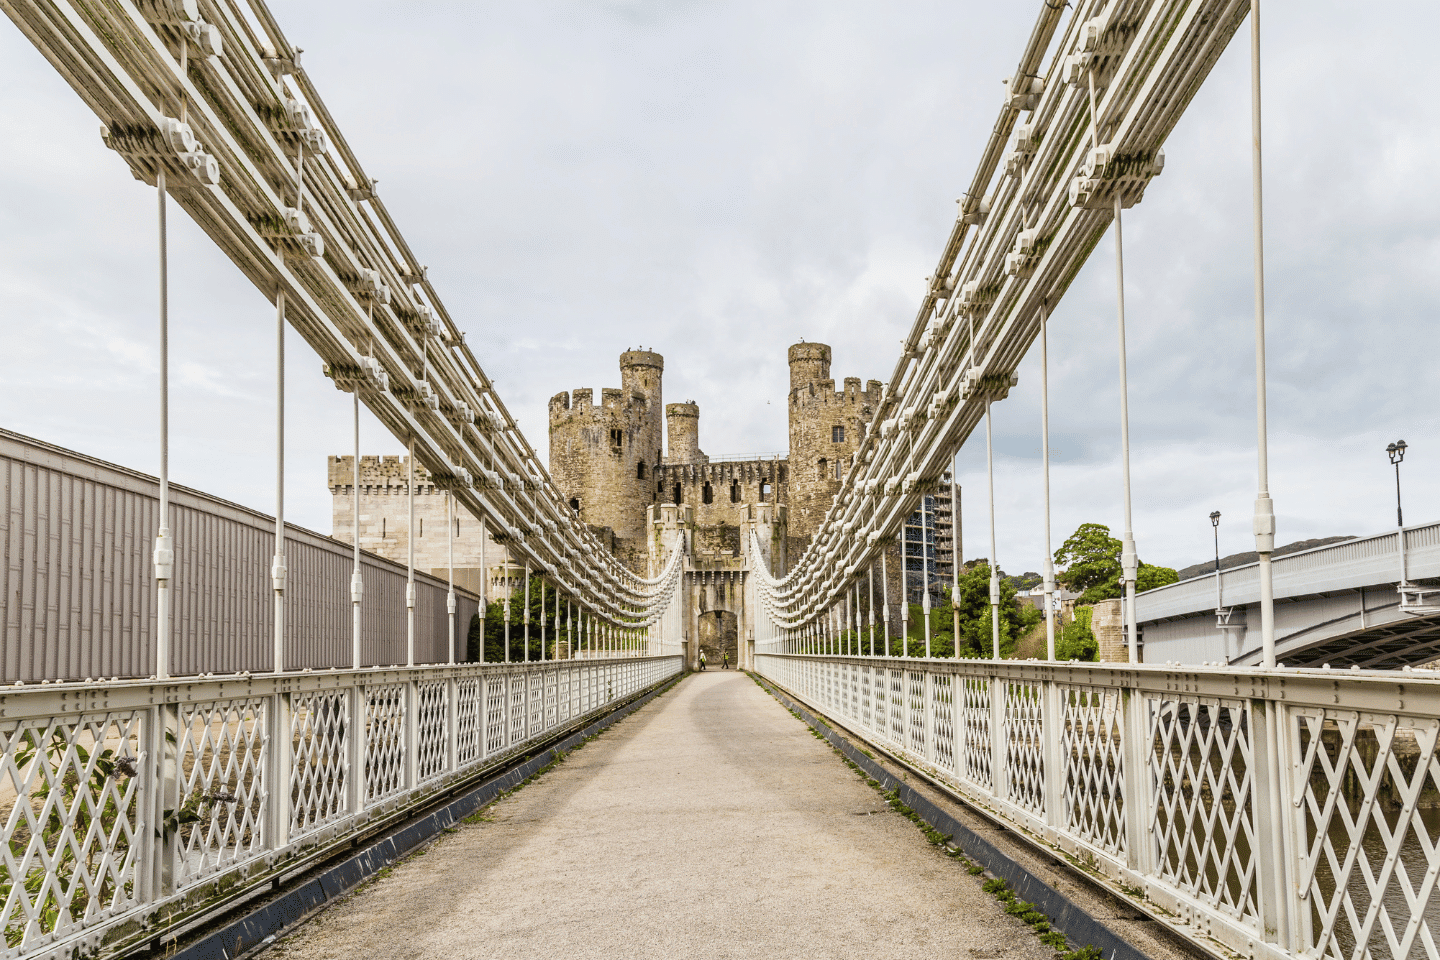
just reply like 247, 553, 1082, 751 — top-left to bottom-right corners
2, 0, 1436, 578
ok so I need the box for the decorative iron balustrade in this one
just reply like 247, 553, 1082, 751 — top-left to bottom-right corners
758, 654, 1440, 960
0, 656, 681, 960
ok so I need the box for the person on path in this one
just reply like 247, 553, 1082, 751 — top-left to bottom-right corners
722, 651, 729, 670
699, 649, 707, 671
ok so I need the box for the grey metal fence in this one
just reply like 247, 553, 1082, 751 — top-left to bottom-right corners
1, 429, 478, 681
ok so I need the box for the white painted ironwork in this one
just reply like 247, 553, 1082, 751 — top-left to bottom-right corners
758, 653, 1440, 960
0, 657, 679, 958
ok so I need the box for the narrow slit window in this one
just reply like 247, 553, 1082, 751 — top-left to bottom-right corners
817, 458, 827, 480
702, 483, 713, 505
673, 483, 682, 504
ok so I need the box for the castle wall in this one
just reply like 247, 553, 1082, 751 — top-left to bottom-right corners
786, 342, 883, 544
548, 350, 663, 541
329, 454, 501, 599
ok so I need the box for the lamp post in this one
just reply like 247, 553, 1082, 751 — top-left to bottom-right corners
1387, 440, 1407, 528
1210, 511, 1222, 611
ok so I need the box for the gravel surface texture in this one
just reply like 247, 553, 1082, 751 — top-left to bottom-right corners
260, 670, 1059, 960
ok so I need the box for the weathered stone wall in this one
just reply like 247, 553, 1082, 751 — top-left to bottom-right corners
654, 458, 787, 531
1092, 598, 1132, 662
547, 350, 663, 540
665, 402, 704, 463
786, 342, 882, 544
329, 454, 499, 599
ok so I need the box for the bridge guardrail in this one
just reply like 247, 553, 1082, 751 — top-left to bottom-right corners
0, 655, 682, 959
758, 653, 1440, 960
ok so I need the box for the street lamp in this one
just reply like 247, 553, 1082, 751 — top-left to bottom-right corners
1210, 511, 1222, 611
1387, 440, 1407, 528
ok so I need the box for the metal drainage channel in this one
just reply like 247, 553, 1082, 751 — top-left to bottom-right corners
142, 673, 684, 960
752, 674, 1224, 960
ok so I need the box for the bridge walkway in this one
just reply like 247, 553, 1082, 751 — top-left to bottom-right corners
259, 671, 1058, 960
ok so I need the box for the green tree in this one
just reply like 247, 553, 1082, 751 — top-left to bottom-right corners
1054, 523, 1180, 603
1055, 606, 1099, 661
1053, 523, 1122, 603
939, 561, 1041, 658
464, 576, 593, 662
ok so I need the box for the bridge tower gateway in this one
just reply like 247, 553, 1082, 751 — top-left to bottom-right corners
548, 349, 664, 554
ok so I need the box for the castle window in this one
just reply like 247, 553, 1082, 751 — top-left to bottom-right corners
833, 425, 845, 443
610, 428, 623, 446
673, 483, 682, 504
381, 518, 386, 539
636, 461, 647, 480
778, 465, 786, 482
656, 479, 664, 494
760, 480, 771, 501
817, 458, 827, 480
702, 482, 713, 505
730, 480, 740, 504
419, 518, 424, 538
455, 517, 460, 537
569, 497, 580, 514
833, 460, 843, 480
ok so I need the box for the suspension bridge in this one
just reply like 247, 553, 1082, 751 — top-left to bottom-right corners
2, 1, 1437, 959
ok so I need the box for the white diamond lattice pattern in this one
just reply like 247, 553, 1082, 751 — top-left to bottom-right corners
174, 698, 268, 888
416, 681, 448, 783
1007, 681, 1046, 818
1294, 710, 1440, 960
364, 684, 407, 802
1, 712, 145, 952
289, 690, 348, 836
1147, 697, 1257, 927
1063, 685, 1126, 857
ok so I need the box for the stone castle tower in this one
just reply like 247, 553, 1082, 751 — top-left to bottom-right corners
547, 350, 664, 541
786, 342, 883, 542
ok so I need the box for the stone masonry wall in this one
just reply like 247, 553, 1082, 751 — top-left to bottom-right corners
329, 454, 500, 598
786, 342, 883, 544
547, 350, 663, 541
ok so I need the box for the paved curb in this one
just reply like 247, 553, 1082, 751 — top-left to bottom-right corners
166, 672, 685, 960
754, 675, 1150, 960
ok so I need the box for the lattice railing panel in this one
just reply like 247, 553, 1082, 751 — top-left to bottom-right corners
456, 678, 482, 766
932, 673, 956, 775
509, 676, 527, 745
416, 681, 448, 783
174, 698, 267, 888
860, 666, 875, 733
888, 669, 907, 748
907, 670, 927, 759
1063, 685, 1126, 858
0, 711, 145, 953
1293, 711, 1440, 960
958, 676, 992, 792
528, 674, 545, 739
485, 677, 508, 756
290, 690, 348, 836
1006, 681, 1045, 818
364, 684, 407, 802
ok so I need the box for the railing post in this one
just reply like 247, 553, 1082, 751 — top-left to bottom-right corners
406, 677, 420, 790
347, 683, 366, 816
1042, 676, 1064, 836
923, 669, 936, 765
1121, 684, 1154, 878
445, 675, 459, 776
156, 702, 179, 895
268, 689, 293, 851
1250, 695, 1296, 951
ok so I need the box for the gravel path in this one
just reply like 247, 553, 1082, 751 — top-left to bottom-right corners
261, 670, 1057, 960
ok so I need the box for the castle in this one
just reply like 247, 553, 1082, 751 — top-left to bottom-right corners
329, 341, 956, 660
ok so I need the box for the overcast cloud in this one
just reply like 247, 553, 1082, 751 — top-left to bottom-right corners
1, 1, 1436, 578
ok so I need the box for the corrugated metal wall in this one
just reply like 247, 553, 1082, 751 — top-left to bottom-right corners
1, 430, 479, 682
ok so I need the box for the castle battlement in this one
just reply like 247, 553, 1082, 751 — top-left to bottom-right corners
328, 455, 441, 493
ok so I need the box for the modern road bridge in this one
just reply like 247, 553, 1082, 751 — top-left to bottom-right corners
1138, 523, 1440, 669
4, 1, 1438, 960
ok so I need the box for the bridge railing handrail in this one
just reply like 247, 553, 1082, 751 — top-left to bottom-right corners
0, 655, 683, 958
756, 652, 1440, 960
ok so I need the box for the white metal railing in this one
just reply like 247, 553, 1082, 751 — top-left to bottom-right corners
758, 653, 1440, 960
0, 656, 681, 959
